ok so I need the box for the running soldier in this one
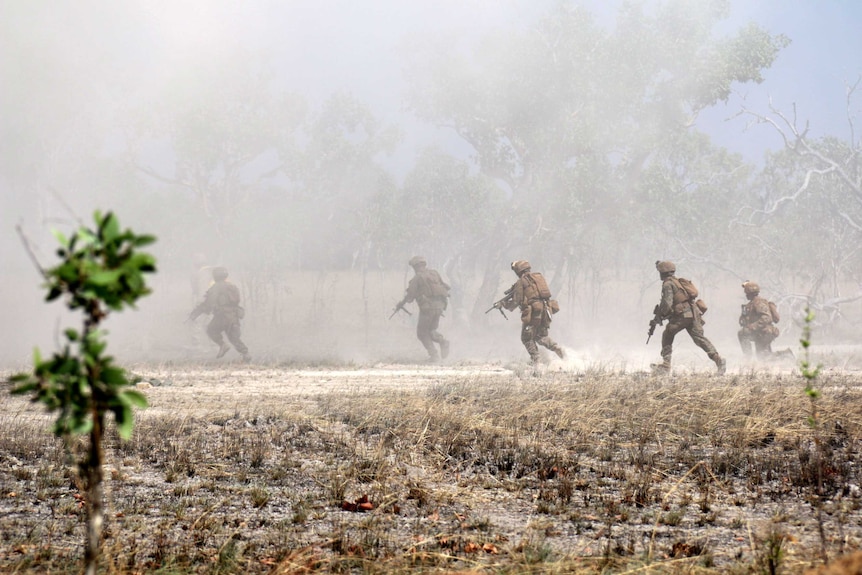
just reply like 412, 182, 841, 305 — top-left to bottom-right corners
650, 261, 725, 375
495, 260, 565, 364
393, 256, 451, 362
189, 266, 251, 361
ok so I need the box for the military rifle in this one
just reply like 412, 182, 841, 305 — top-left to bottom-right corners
646, 304, 663, 344
485, 287, 514, 320
389, 300, 412, 320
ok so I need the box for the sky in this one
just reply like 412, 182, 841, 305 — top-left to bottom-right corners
704, 0, 862, 159
133, 0, 862, 174
2, 0, 862, 366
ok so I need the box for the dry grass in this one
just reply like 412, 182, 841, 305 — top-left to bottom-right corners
1, 366, 861, 574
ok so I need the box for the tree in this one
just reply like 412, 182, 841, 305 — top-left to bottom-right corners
404, 0, 788, 316
735, 83, 862, 333
11, 211, 156, 575
130, 52, 307, 252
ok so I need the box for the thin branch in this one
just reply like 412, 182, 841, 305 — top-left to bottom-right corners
15, 223, 48, 279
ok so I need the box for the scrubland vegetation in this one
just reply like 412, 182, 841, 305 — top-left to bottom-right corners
2, 365, 860, 574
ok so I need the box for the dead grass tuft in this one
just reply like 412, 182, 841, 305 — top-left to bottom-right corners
1, 367, 861, 573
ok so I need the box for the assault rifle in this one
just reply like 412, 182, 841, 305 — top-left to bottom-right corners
646, 304, 663, 344
389, 300, 412, 320
485, 287, 514, 320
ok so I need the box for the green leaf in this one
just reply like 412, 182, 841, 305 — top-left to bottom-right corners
51, 229, 69, 247
88, 270, 122, 286
101, 366, 128, 387
115, 405, 134, 440
69, 416, 93, 436
133, 235, 157, 247
100, 212, 120, 242
121, 389, 149, 408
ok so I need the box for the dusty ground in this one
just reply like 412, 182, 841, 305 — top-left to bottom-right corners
1, 360, 861, 574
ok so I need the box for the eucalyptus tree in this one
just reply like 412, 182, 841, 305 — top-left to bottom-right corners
371, 147, 505, 318
130, 52, 308, 257
404, 0, 788, 316
735, 134, 862, 331
284, 91, 402, 270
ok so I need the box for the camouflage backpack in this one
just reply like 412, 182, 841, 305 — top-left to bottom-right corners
527, 272, 560, 314
675, 277, 708, 315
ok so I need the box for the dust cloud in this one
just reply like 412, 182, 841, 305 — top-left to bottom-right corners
2, 1, 861, 372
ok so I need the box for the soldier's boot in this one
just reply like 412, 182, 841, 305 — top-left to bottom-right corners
439, 339, 450, 360
216, 343, 231, 358
777, 348, 796, 361
529, 352, 541, 365
650, 360, 671, 375
552, 345, 566, 360
711, 354, 726, 375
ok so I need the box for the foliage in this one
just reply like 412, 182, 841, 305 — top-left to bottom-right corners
11, 211, 155, 438
403, 0, 789, 312
799, 305, 823, 403
9, 210, 156, 574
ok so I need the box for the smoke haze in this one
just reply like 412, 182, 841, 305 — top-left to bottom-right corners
2, 0, 861, 370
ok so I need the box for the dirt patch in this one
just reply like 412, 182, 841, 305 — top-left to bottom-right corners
1, 363, 861, 573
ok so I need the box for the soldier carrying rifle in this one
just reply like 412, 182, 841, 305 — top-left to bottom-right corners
489, 260, 565, 365
648, 261, 725, 375
392, 256, 450, 363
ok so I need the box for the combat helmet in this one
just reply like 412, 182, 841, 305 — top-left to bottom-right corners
511, 260, 531, 275
212, 266, 229, 280
655, 260, 676, 274
742, 281, 760, 296
408, 255, 427, 268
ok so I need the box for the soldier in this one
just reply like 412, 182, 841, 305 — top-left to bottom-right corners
500, 260, 565, 364
738, 281, 788, 359
651, 261, 725, 375
189, 266, 251, 361
394, 256, 451, 362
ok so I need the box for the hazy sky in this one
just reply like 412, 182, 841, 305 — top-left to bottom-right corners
4, 0, 860, 180
136, 0, 860, 171
706, 0, 862, 157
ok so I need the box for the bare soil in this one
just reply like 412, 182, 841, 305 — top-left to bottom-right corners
1, 361, 861, 574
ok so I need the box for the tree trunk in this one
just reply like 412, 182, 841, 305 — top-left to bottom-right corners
84, 413, 104, 575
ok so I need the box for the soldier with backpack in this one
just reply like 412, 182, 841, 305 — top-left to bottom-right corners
650, 261, 725, 375
393, 256, 451, 362
494, 260, 565, 365
738, 281, 792, 360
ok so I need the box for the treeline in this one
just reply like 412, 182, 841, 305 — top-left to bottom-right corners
3, 1, 861, 333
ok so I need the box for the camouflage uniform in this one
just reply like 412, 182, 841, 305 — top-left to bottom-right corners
397, 256, 450, 362
652, 261, 724, 374
503, 260, 565, 364
738, 281, 779, 358
189, 267, 250, 361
